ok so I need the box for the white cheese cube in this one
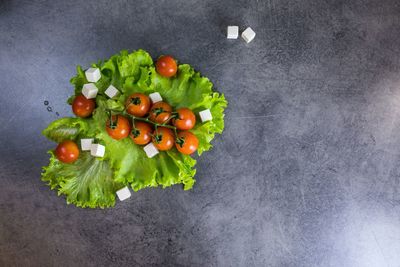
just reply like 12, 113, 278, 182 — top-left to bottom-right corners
116, 186, 131, 201
82, 83, 98, 99
105, 85, 119, 98
90, 144, 105, 157
85, 67, 101, 83
149, 92, 162, 103
81, 138, 94, 151
144, 143, 159, 158
227, 26, 239, 39
241, 27, 256, 43
199, 109, 213, 122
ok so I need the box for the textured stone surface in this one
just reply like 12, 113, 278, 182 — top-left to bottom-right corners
1, 0, 400, 266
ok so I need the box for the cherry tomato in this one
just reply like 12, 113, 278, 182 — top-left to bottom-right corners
130, 121, 153, 145
156, 55, 177, 78
72, 94, 95, 118
173, 108, 196, 130
152, 127, 174, 151
55, 140, 80, 163
126, 93, 151, 117
106, 115, 131, 140
175, 131, 199, 155
149, 102, 172, 124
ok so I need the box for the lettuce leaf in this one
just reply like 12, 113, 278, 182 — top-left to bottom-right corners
42, 49, 227, 208
42, 152, 119, 208
42, 117, 89, 143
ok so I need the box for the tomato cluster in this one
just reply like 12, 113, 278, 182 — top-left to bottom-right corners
106, 92, 199, 155
57, 55, 193, 163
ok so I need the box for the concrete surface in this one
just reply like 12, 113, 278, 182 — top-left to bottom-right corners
1, 0, 400, 266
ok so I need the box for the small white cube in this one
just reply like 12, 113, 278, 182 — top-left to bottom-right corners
149, 92, 162, 103
90, 144, 105, 157
82, 83, 98, 99
105, 85, 119, 98
80, 138, 94, 151
227, 26, 239, 39
116, 186, 131, 201
85, 67, 101, 83
144, 143, 159, 158
241, 27, 256, 43
199, 109, 213, 122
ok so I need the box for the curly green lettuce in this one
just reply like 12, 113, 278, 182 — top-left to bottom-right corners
42, 152, 118, 208
42, 117, 89, 143
42, 49, 227, 208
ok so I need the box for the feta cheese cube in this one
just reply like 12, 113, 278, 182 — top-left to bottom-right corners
81, 138, 94, 151
105, 85, 119, 98
82, 83, 98, 99
241, 27, 256, 43
116, 186, 131, 201
144, 143, 159, 158
85, 67, 101, 83
149, 92, 162, 103
90, 144, 105, 157
199, 109, 213, 122
227, 26, 239, 39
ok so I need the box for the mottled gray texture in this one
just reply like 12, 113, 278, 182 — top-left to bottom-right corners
1, 0, 400, 266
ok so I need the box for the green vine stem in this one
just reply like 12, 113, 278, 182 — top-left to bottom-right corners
107, 107, 181, 140
129, 115, 179, 137
107, 110, 118, 129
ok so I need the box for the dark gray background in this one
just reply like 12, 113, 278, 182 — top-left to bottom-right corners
1, 0, 400, 266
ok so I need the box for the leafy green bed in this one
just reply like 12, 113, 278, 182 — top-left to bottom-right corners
41, 50, 227, 208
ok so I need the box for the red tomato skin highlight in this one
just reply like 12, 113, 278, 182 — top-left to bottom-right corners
156, 55, 177, 78
55, 140, 80, 163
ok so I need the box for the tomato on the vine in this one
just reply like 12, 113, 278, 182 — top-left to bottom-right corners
156, 55, 177, 78
173, 108, 196, 130
106, 115, 131, 140
175, 131, 199, 155
55, 140, 80, 163
152, 127, 174, 151
126, 93, 151, 117
72, 94, 95, 118
149, 102, 172, 124
130, 121, 153, 145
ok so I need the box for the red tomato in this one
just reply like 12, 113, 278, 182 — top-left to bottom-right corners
130, 121, 153, 145
55, 140, 80, 163
175, 131, 199, 155
173, 108, 196, 130
149, 102, 172, 124
156, 55, 177, 78
126, 93, 151, 117
152, 127, 174, 151
72, 94, 95, 118
106, 115, 131, 140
